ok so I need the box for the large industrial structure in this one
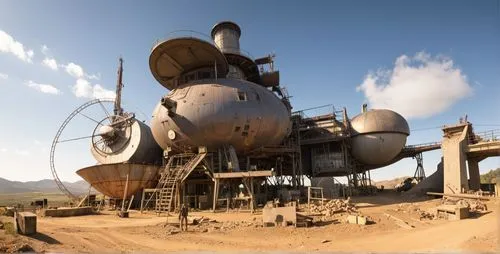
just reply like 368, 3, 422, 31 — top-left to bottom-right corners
51, 21, 450, 213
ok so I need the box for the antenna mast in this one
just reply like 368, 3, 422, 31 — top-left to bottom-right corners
114, 57, 124, 116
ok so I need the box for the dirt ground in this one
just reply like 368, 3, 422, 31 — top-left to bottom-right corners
1, 191, 498, 253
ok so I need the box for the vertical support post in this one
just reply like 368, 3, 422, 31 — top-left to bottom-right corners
307, 186, 311, 211
467, 159, 481, 191
212, 178, 219, 212
121, 174, 129, 213
320, 187, 324, 207
127, 195, 135, 212
88, 185, 91, 207
250, 177, 255, 213
140, 190, 146, 213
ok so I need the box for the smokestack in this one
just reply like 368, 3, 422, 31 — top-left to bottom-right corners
211, 21, 241, 55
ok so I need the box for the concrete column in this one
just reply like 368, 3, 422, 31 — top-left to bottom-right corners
467, 159, 481, 191
442, 124, 471, 194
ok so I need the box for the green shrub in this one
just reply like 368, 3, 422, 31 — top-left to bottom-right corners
3, 222, 17, 235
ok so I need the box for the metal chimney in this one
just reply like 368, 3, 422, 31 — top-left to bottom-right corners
211, 21, 241, 55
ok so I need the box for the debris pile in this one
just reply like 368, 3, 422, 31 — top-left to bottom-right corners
395, 203, 421, 213
154, 216, 259, 237
418, 210, 436, 220
308, 198, 357, 217
442, 198, 488, 213
0, 240, 35, 253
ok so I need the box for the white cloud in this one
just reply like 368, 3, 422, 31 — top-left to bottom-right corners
41, 44, 49, 55
72, 78, 115, 99
93, 84, 116, 99
15, 149, 30, 156
26, 80, 61, 95
0, 30, 34, 63
0, 73, 7, 79
42, 57, 58, 70
356, 51, 473, 119
1, 148, 7, 153
86, 73, 101, 80
64, 62, 84, 78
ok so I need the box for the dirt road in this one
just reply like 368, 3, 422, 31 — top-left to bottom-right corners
1, 193, 498, 252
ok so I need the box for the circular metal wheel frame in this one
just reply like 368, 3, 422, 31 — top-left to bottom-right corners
50, 98, 115, 201
91, 114, 133, 156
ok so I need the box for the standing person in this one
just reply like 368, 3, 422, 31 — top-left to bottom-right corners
179, 203, 188, 231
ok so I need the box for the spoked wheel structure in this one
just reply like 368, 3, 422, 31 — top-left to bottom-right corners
50, 98, 115, 201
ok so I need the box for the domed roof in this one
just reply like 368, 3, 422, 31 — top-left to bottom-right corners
350, 109, 410, 136
149, 37, 229, 90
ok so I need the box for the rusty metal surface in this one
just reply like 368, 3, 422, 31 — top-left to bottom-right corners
150, 78, 292, 153
76, 163, 160, 198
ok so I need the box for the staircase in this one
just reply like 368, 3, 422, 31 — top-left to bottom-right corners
154, 151, 207, 215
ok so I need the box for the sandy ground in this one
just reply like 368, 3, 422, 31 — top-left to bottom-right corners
1, 191, 498, 253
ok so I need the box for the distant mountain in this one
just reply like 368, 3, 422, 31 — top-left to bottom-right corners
374, 176, 411, 189
0, 177, 91, 194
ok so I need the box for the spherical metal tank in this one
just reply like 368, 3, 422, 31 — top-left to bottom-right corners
151, 78, 292, 153
349, 109, 410, 165
90, 118, 163, 164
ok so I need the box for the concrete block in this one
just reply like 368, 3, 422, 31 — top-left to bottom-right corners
16, 212, 37, 235
436, 205, 469, 220
346, 215, 367, 225
262, 206, 296, 226
43, 207, 93, 217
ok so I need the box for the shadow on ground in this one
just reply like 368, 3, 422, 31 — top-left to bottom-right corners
27, 232, 61, 244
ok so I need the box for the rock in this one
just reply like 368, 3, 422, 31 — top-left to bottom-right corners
202, 228, 208, 233
321, 240, 330, 243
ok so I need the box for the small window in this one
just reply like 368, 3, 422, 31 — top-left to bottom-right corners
234, 126, 241, 132
242, 131, 248, 137
237, 92, 247, 101
244, 125, 250, 131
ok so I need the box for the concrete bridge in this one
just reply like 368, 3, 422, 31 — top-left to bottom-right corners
442, 124, 500, 194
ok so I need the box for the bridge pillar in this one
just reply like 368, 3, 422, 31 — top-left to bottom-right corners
441, 123, 472, 194
467, 159, 481, 191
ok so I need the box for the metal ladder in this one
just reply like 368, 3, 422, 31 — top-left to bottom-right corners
155, 152, 207, 215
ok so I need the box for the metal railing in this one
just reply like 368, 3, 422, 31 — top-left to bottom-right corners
470, 129, 500, 143
152, 30, 214, 50
404, 141, 442, 149
151, 30, 255, 60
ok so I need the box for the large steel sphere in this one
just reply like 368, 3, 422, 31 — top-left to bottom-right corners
151, 78, 292, 153
349, 109, 410, 165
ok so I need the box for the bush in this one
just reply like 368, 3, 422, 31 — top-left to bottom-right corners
3, 222, 17, 235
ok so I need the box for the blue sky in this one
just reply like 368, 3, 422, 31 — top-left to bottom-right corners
0, 0, 499, 182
